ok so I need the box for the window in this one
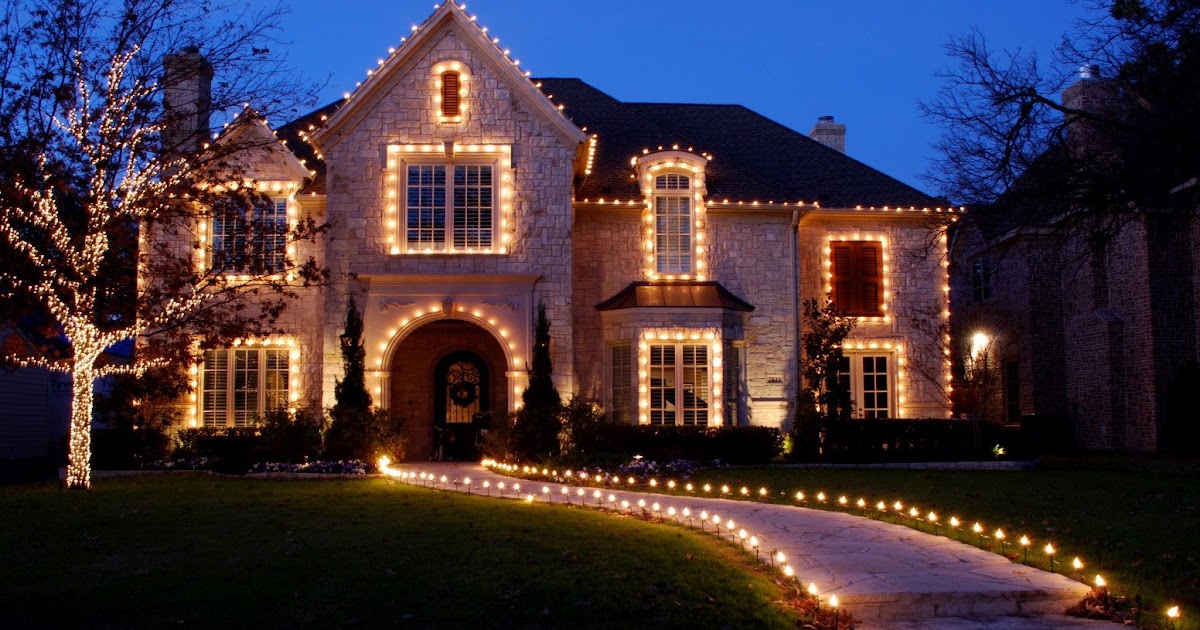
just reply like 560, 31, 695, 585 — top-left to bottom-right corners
655, 174, 692, 274
609, 344, 633, 423
201, 348, 289, 427
403, 163, 494, 251
972, 258, 992, 303
723, 342, 742, 426
211, 196, 288, 273
649, 344, 709, 426
831, 241, 883, 316
834, 353, 892, 419
441, 71, 461, 118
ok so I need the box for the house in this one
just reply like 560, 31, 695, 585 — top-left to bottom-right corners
949, 66, 1200, 453
152, 2, 956, 460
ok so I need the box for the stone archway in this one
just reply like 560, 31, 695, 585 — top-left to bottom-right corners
388, 320, 509, 460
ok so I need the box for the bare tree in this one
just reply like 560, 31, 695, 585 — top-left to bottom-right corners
0, 0, 326, 489
922, 0, 1200, 242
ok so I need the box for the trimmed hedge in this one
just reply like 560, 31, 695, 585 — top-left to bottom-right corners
796, 418, 1031, 462
575, 425, 784, 465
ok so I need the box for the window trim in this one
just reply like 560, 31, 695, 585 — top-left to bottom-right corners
653, 174, 694, 275
835, 351, 897, 419
634, 151, 709, 281
199, 345, 293, 427
825, 236, 890, 322
386, 144, 512, 255
636, 329, 724, 426
972, 257, 993, 303
205, 194, 292, 276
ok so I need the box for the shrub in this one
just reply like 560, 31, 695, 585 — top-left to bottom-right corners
793, 418, 1033, 462
569, 425, 783, 465
91, 368, 186, 469
323, 408, 406, 462
259, 406, 325, 463
173, 427, 265, 473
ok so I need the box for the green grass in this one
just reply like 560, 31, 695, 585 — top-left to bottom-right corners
541, 455, 1198, 629
0, 475, 805, 629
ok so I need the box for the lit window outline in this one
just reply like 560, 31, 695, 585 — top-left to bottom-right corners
432, 61, 469, 124
634, 151, 709, 281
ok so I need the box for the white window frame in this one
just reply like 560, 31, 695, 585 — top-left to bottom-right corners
654, 173, 693, 275
210, 196, 289, 274
648, 343, 711, 426
201, 347, 290, 427
388, 145, 513, 255
835, 352, 895, 419
607, 342, 634, 424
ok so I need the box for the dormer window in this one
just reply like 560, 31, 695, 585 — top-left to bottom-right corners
634, 150, 709, 281
441, 71, 460, 118
654, 174, 692, 274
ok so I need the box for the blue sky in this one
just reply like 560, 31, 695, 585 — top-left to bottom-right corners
278, 0, 1091, 196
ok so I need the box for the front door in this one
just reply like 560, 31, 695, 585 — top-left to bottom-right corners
434, 351, 488, 460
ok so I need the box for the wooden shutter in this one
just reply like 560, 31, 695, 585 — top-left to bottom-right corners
441, 72, 460, 118
830, 241, 882, 316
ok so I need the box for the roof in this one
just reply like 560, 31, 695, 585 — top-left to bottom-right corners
596, 282, 755, 312
280, 78, 941, 207
539, 78, 940, 208
277, 101, 342, 195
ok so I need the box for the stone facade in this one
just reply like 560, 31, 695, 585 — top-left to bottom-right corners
949, 69, 1199, 453
151, 2, 955, 453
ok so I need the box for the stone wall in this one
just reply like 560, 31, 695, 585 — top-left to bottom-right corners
316, 26, 578, 408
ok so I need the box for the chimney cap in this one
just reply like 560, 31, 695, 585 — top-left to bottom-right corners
818, 115, 835, 123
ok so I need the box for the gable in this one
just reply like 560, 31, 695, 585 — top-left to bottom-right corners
312, 2, 585, 154
213, 112, 311, 183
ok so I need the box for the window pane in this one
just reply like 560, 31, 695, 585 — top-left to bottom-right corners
860, 353, 890, 419
655, 195, 692, 274
406, 165, 447, 248
201, 350, 228, 427
681, 344, 708, 426
649, 345, 676, 426
233, 349, 259, 427
610, 345, 632, 424
452, 164, 493, 249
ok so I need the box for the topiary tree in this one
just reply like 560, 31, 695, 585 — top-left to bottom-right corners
325, 294, 379, 460
512, 300, 562, 460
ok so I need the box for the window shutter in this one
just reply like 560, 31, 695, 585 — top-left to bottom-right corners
441, 72, 460, 118
830, 241, 882, 316
859, 243, 881, 315
832, 244, 853, 312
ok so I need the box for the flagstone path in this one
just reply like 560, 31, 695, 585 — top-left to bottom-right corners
387, 462, 1123, 630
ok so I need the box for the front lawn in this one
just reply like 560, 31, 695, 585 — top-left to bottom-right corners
0, 475, 804, 629
512, 455, 1198, 629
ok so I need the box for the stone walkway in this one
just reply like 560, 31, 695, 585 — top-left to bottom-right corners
385, 462, 1123, 630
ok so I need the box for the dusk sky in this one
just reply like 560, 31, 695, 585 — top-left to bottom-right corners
278, 0, 1092, 198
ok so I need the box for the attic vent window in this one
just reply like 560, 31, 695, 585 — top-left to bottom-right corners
441, 71, 460, 118
432, 61, 468, 124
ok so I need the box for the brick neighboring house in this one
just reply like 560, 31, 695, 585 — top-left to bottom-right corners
950, 67, 1200, 453
148, 2, 956, 459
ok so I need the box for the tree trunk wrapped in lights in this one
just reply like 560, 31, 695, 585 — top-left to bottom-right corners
0, 0, 326, 489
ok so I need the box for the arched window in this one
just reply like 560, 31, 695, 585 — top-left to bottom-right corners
441, 71, 461, 118
654, 173, 692, 274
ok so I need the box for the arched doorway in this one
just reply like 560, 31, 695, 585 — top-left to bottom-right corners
434, 351, 488, 460
388, 320, 509, 460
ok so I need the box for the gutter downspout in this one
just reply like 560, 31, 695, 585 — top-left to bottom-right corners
791, 209, 803, 419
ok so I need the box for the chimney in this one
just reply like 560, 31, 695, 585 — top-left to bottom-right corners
1061, 64, 1123, 154
162, 46, 213, 155
809, 115, 846, 153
